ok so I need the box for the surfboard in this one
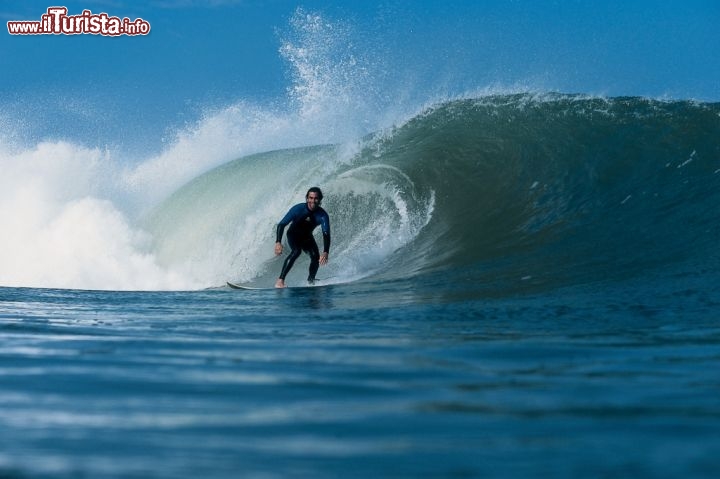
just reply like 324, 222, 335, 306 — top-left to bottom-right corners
226, 281, 330, 290
226, 281, 265, 290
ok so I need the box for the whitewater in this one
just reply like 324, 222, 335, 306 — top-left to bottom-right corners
2, 8, 720, 479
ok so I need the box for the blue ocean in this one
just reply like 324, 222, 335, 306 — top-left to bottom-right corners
2, 5, 720, 479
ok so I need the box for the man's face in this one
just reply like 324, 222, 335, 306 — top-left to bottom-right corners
306, 192, 321, 211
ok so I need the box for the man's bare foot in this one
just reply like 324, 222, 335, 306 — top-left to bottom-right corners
275, 279, 286, 288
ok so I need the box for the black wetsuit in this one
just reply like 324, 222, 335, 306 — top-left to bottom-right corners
276, 203, 331, 282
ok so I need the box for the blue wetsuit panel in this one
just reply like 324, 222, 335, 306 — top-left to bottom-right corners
276, 203, 331, 252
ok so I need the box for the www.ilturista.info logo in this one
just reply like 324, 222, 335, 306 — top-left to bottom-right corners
7, 7, 150, 36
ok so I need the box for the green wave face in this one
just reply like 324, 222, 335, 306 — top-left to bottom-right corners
147, 94, 720, 291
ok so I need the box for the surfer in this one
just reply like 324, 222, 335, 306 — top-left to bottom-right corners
274, 187, 331, 288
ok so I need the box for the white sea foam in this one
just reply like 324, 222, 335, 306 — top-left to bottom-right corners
0, 140, 193, 290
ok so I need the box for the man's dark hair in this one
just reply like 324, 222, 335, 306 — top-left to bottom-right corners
306, 187, 323, 201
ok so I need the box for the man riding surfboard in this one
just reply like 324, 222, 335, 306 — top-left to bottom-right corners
274, 187, 330, 288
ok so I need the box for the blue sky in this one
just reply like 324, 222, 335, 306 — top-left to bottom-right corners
2, 0, 719, 154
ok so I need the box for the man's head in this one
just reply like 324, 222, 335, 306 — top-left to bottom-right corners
306, 187, 323, 211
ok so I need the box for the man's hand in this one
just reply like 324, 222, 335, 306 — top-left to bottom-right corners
274, 242, 283, 256
319, 252, 329, 265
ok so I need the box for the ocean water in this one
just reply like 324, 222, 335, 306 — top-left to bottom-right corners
2, 93, 720, 478
3, 6, 720, 478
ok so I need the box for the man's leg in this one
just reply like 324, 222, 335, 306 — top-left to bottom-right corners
306, 238, 320, 284
276, 235, 302, 287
